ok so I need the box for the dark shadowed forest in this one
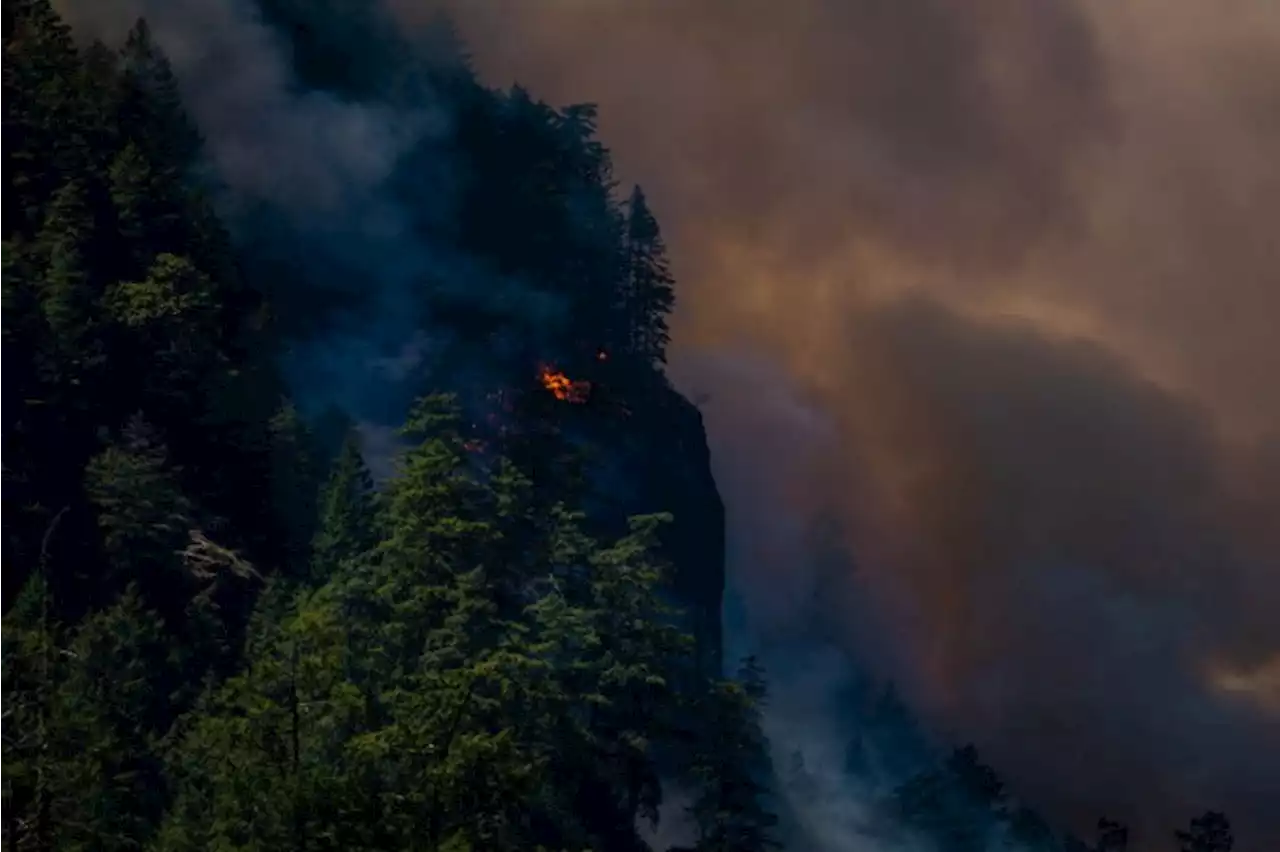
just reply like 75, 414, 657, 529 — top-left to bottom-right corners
0, 1, 1252, 850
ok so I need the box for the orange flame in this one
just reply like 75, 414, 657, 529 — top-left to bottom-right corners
538, 364, 591, 403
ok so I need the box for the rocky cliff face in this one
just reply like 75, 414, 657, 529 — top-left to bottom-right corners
579, 380, 726, 680
631, 386, 726, 679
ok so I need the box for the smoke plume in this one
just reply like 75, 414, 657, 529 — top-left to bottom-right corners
399, 0, 1280, 847
57, 0, 571, 437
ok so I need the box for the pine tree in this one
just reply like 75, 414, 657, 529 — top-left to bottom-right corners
36, 180, 101, 382
311, 429, 376, 583
685, 656, 781, 852
624, 185, 675, 367
365, 396, 547, 849
50, 589, 176, 851
2, 0, 98, 234
108, 141, 183, 273
2, 573, 65, 852
376, 394, 488, 573
0, 573, 51, 849
155, 586, 364, 852
84, 414, 193, 604
266, 401, 323, 577
891, 745, 1007, 852
1095, 817, 1129, 852
1176, 812, 1233, 852
1004, 806, 1057, 851
527, 509, 692, 845
104, 252, 215, 332
159, 395, 549, 851
115, 18, 202, 175
586, 513, 690, 821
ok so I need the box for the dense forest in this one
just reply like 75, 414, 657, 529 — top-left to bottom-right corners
0, 1, 1240, 850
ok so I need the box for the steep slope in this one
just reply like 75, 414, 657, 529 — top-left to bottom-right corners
3, 2, 755, 849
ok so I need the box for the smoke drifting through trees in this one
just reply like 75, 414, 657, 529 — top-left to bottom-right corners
6, 1, 762, 849
55, 0, 577, 439
411, 0, 1280, 848
46, 0, 1280, 847
55, 0, 437, 434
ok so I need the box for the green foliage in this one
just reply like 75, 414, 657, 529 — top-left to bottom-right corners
85, 414, 192, 564
51, 590, 176, 850
311, 430, 376, 583
267, 402, 324, 577
889, 745, 1006, 852
114, 18, 202, 174
684, 656, 781, 852
3, 579, 175, 852
105, 253, 214, 328
154, 397, 700, 850
37, 181, 98, 353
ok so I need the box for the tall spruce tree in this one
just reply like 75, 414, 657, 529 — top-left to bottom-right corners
1177, 812, 1233, 852
36, 180, 101, 386
684, 656, 781, 852
624, 185, 675, 367
311, 429, 376, 583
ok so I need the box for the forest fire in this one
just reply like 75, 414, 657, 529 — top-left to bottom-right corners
538, 364, 591, 403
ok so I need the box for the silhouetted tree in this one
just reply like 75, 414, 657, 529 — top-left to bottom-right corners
1176, 811, 1233, 852
624, 185, 675, 366
1096, 817, 1130, 852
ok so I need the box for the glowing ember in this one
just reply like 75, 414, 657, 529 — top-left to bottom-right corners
538, 364, 591, 403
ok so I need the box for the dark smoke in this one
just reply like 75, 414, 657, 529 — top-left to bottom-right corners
57, 0, 570, 444
407, 1, 1280, 848
58, 0, 442, 435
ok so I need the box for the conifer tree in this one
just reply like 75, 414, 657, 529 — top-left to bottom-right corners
890, 745, 1008, 852
3, 0, 97, 234
0, 570, 53, 849
115, 18, 202, 175
108, 141, 182, 273
1005, 806, 1058, 851
624, 185, 675, 366
2, 573, 66, 852
311, 429, 376, 583
583, 513, 690, 824
266, 401, 323, 576
685, 656, 781, 852
1176, 812, 1233, 852
155, 583, 364, 852
84, 414, 193, 603
1095, 817, 1130, 852
36, 180, 101, 382
49, 589, 175, 851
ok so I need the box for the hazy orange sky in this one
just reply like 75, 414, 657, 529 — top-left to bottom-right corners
403, 0, 1280, 845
